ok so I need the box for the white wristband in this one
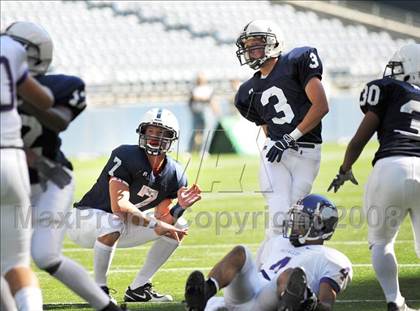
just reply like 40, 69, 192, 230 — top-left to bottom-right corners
289, 128, 303, 140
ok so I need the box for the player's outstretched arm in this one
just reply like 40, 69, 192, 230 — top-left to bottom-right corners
315, 282, 337, 311
328, 111, 379, 193
170, 184, 202, 219
17, 75, 54, 110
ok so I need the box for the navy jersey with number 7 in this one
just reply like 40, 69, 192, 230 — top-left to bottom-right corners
359, 77, 420, 165
75, 145, 188, 213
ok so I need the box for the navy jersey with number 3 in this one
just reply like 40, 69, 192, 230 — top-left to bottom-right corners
19, 74, 86, 183
235, 46, 323, 143
360, 78, 420, 165
75, 145, 187, 213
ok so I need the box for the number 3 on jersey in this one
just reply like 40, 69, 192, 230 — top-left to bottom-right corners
261, 86, 295, 125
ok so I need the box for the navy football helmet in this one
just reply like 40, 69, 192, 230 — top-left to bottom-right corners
283, 194, 338, 247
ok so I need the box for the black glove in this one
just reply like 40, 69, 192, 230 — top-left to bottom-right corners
33, 156, 72, 189
266, 134, 298, 163
327, 166, 358, 193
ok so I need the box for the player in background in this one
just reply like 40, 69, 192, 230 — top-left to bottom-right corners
67, 108, 202, 303
1, 33, 53, 311
233, 20, 329, 265
5, 22, 124, 310
328, 43, 420, 311
185, 194, 352, 311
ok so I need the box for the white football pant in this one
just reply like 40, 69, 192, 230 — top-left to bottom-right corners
259, 139, 321, 237
0, 149, 32, 275
30, 169, 75, 270
364, 156, 420, 257
67, 208, 188, 248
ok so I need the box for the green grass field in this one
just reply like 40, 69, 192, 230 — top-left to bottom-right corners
40, 143, 419, 310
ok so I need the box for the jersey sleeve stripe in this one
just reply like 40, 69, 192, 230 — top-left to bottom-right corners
319, 277, 341, 293
16, 69, 28, 86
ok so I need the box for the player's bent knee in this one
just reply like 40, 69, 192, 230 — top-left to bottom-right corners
31, 248, 61, 272
277, 268, 293, 288
97, 231, 120, 246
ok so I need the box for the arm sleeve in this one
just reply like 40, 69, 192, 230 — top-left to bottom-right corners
104, 147, 132, 185
234, 91, 265, 126
359, 81, 387, 119
58, 77, 87, 119
320, 259, 353, 293
296, 47, 323, 88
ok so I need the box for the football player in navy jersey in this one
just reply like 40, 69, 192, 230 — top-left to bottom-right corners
329, 43, 420, 311
67, 108, 201, 303
234, 20, 329, 262
5, 22, 124, 310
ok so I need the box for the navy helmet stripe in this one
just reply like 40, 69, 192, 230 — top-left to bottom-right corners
156, 108, 162, 119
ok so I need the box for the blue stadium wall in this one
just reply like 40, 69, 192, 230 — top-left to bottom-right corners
60, 94, 364, 157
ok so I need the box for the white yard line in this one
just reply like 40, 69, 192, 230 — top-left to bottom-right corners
36, 263, 420, 276
62, 240, 413, 252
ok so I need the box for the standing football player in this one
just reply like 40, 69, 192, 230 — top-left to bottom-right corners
185, 194, 353, 311
234, 20, 329, 261
67, 108, 202, 303
1, 33, 53, 310
5, 22, 124, 310
328, 43, 420, 311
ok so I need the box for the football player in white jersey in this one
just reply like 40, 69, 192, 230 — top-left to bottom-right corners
1, 34, 53, 311
329, 43, 420, 311
5, 22, 126, 311
185, 194, 352, 311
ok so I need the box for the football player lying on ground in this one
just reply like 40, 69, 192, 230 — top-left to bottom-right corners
68, 108, 201, 303
185, 194, 352, 311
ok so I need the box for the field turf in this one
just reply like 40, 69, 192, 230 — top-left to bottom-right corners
40, 143, 419, 310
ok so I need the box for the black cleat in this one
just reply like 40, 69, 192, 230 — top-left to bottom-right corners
124, 283, 173, 302
100, 301, 129, 311
101, 285, 117, 304
278, 267, 316, 311
185, 270, 208, 311
388, 302, 417, 311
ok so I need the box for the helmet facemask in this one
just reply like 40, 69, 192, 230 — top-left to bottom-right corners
236, 33, 279, 70
137, 124, 177, 156
283, 201, 338, 247
10, 36, 43, 73
383, 61, 405, 81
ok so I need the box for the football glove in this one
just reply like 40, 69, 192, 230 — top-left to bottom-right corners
266, 134, 298, 163
327, 166, 358, 193
33, 156, 72, 189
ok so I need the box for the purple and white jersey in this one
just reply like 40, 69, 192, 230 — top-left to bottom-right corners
259, 236, 352, 294
1, 35, 29, 147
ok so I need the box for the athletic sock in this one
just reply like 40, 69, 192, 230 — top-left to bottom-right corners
52, 257, 110, 309
94, 240, 116, 287
371, 243, 405, 307
130, 237, 178, 289
14, 287, 43, 311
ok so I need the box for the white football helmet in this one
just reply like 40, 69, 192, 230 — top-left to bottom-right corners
383, 43, 420, 86
236, 20, 284, 70
5, 21, 53, 76
136, 108, 179, 155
